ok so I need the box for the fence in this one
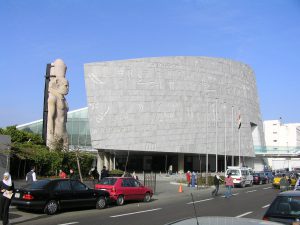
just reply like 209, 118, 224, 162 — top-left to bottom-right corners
143, 172, 156, 194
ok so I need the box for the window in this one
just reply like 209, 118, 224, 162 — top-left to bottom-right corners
55, 180, 71, 191
268, 196, 300, 216
98, 178, 117, 185
227, 170, 240, 176
25, 180, 51, 189
71, 180, 87, 191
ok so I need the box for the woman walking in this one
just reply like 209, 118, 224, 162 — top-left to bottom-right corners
0, 172, 14, 225
225, 173, 234, 198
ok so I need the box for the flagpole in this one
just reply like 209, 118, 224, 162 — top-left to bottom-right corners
231, 106, 234, 166
215, 98, 218, 172
224, 101, 227, 172
238, 109, 241, 167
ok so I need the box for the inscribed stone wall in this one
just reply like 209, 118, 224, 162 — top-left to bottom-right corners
84, 57, 264, 157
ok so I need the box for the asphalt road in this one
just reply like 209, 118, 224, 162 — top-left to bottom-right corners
12, 182, 279, 225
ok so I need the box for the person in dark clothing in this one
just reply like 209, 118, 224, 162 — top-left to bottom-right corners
100, 166, 109, 180
0, 172, 14, 225
91, 167, 100, 183
211, 174, 223, 196
69, 168, 79, 180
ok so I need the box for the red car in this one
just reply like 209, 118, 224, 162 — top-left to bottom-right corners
95, 177, 153, 206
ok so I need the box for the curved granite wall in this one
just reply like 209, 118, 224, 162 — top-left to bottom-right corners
84, 56, 264, 157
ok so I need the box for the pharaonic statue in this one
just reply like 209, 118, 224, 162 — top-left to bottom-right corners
46, 59, 69, 150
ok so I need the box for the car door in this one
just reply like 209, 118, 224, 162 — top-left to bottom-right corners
71, 180, 96, 207
131, 179, 145, 200
121, 178, 135, 200
52, 180, 73, 209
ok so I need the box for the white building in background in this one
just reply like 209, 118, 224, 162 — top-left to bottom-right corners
263, 120, 300, 171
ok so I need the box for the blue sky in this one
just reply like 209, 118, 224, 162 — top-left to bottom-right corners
1, 0, 299, 128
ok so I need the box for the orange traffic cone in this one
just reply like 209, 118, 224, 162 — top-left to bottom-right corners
178, 183, 183, 193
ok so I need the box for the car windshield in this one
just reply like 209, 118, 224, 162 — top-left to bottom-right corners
254, 173, 260, 176
98, 178, 117, 185
227, 169, 240, 176
267, 196, 300, 217
22, 180, 51, 189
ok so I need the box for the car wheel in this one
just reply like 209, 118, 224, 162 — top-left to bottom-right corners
144, 192, 151, 202
44, 200, 59, 215
96, 196, 106, 209
116, 195, 124, 206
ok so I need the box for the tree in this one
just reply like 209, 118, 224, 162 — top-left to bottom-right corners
1, 126, 94, 179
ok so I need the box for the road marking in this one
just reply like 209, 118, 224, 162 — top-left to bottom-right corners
236, 211, 253, 218
186, 198, 214, 204
263, 187, 272, 190
262, 204, 270, 208
110, 208, 162, 218
58, 222, 79, 225
246, 190, 257, 193
221, 193, 238, 198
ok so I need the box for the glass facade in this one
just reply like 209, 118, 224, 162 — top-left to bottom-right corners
17, 107, 92, 148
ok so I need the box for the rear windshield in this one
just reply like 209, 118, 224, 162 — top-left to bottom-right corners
227, 169, 240, 176
254, 173, 263, 176
98, 178, 117, 185
22, 180, 51, 189
267, 196, 300, 217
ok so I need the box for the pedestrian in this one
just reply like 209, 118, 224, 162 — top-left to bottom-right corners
212, 174, 223, 196
225, 173, 234, 198
294, 176, 300, 191
91, 167, 100, 183
132, 171, 138, 180
280, 174, 289, 192
186, 171, 191, 187
100, 166, 109, 180
0, 172, 14, 225
59, 169, 67, 179
168, 165, 173, 175
69, 168, 79, 180
26, 166, 37, 183
191, 171, 196, 188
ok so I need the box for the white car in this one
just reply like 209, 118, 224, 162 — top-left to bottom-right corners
225, 166, 253, 188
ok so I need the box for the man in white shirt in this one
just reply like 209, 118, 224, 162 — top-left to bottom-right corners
26, 166, 37, 183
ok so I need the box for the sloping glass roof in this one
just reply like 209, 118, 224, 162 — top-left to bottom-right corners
17, 107, 91, 147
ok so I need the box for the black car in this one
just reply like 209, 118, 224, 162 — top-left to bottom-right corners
253, 172, 268, 185
263, 191, 300, 224
12, 179, 110, 215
